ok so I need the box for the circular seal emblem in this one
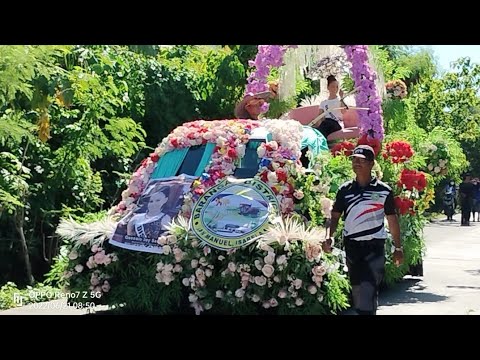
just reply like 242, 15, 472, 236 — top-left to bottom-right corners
191, 177, 280, 250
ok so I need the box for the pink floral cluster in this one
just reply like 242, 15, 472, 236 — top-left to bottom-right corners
89, 271, 111, 297
182, 245, 216, 315
155, 234, 185, 285
256, 120, 305, 214
344, 45, 385, 141
217, 243, 328, 310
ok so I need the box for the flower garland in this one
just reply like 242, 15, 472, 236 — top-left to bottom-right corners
306, 54, 349, 80
114, 119, 262, 217
344, 45, 385, 141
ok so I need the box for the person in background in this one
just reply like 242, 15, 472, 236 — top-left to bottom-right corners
234, 91, 272, 120
459, 174, 474, 226
443, 180, 457, 221
315, 75, 347, 138
472, 177, 480, 222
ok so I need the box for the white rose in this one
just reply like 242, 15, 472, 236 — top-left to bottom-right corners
205, 269, 213, 277
235, 289, 245, 298
173, 264, 182, 273
295, 298, 304, 306
254, 259, 263, 270
434, 166, 441, 173
292, 279, 303, 289
163, 245, 172, 255
216, 290, 224, 299
188, 294, 198, 303
275, 255, 287, 266
166, 235, 177, 244
74, 264, 84, 273
68, 250, 78, 260
264, 253, 275, 265
267, 171, 278, 184
182, 278, 190, 287
218, 255, 225, 261
273, 275, 281, 283
199, 257, 208, 267
308, 285, 317, 294
191, 259, 199, 269
204, 303, 213, 310
158, 236, 168, 245
262, 264, 275, 278
317, 294, 324, 302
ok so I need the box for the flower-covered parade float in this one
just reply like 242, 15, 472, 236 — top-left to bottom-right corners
57, 45, 433, 314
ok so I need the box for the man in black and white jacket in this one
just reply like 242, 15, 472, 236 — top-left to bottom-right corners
324, 145, 403, 315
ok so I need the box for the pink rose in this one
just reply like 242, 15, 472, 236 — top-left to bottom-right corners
264, 253, 275, 265
90, 276, 100, 286
269, 298, 279, 307
312, 265, 327, 276
173, 248, 184, 262
292, 279, 302, 289
228, 262, 237, 272
278, 289, 288, 299
254, 276, 267, 286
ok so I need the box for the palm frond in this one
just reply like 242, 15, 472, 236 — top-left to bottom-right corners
56, 217, 117, 247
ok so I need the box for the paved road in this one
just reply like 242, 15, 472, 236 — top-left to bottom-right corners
375, 213, 480, 315
2, 213, 480, 315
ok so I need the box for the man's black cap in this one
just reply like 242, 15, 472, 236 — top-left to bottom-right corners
351, 145, 375, 162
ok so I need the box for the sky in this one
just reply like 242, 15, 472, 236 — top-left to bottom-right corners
427, 45, 480, 72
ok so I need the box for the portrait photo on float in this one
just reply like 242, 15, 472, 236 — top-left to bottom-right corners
109, 175, 196, 253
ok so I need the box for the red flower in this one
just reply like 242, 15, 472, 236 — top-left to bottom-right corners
150, 153, 159, 163
276, 168, 288, 183
358, 134, 382, 156
394, 196, 415, 215
227, 147, 237, 158
398, 169, 427, 192
383, 141, 414, 164
170, 138, 179, 148
331, 141, 355, 157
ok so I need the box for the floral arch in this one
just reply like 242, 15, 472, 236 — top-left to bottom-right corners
245, 45, 385, 141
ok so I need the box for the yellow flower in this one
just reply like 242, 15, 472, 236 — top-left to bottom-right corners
38, 111, 51, 143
